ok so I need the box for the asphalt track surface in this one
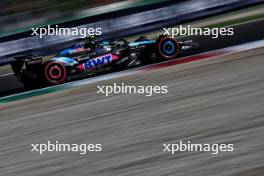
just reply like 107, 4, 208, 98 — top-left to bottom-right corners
1, 47, 264, 176
0, 18, 263, 97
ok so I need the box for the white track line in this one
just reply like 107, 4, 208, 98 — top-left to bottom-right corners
0, 73, 13, 78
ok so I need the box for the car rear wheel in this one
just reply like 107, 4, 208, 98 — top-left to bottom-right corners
44, 61, 67, 85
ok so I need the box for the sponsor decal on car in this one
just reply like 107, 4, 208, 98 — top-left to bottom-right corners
77, 54, 118, 71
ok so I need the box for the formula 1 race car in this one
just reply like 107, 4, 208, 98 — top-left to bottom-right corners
11, 35, 198, 87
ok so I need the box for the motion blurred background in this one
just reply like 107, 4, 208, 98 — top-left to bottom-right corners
0, 0, 167, 36
1, 1, 264, 176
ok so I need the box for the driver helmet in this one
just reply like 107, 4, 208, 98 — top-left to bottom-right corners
84, 35, 97, 49
85, 35, 97, 44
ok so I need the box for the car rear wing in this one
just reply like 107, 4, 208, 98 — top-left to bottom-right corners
10, 56, 42, 76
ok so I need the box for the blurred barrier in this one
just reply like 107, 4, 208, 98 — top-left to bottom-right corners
0, 0, 169, 37
0, 0, 263, 65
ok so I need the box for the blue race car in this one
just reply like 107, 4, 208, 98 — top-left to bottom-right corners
11, 35, 199, 87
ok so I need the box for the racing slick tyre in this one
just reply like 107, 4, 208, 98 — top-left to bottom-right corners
44, 61, 67, 85
156, 35, 180, 60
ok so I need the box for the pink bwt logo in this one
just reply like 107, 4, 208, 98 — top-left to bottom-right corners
77, 54, 119, 71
